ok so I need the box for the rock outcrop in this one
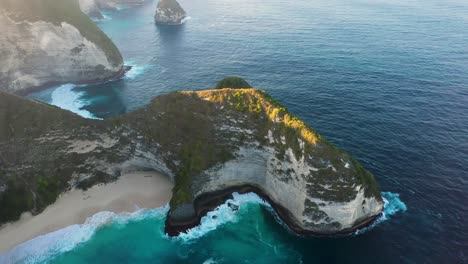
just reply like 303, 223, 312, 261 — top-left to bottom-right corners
154, 0, 186, 25
0, 88, 383, 236
216, 76, 252, 89
0, 0, 125, 95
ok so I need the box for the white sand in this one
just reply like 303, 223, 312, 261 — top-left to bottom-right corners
0, 171, 173, 254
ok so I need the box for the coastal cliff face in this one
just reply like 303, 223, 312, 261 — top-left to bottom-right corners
0, 88, 383, 235
0, 0, 124, 95
154, 0, 186, 25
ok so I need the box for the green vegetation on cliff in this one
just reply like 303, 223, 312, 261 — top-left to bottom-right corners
0, 0, 123, 67
0, 87, 382, 228
216, 77, 252, 89
123, 88, 381, 207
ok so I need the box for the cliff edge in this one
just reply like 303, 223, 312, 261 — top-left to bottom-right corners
0, 87, 383, 235
0, 0, 124, 95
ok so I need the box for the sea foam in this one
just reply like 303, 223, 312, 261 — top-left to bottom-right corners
0, 207, 169, 264
49, 84, 101, 120
124, 62, 150, 80
0, 192, 406, 263
176, 192, 269, 242
354, 192, 407, 235
175, 191, 407, 241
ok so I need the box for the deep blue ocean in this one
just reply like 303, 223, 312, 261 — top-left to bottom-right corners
12, 0, 468, 263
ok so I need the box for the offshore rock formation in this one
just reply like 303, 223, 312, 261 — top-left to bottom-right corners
0, 0, 124, 95
0, 88, 383, 235
154, 0, 186, 25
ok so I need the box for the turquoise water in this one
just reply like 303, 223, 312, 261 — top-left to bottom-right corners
21, 0, 468, 262
2, 193, 405, 264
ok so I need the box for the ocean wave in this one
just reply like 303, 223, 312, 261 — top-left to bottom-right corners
1, 192, 406, 263
181, 16, 192, 24
49, 84, 101, 120
94, 13, 112, 22
124, 62, 150, 80
175, 191, 407, 241
354, 192, 407, 235
0, 207, 168, 264
176, 192, 269, 242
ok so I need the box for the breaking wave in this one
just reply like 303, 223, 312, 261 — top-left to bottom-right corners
50, 84, 101, 119
354, 192, 407, 235
176, 192, 269, 242
124, 62, 150, 80
0, 192, 406, 263
0, 207, 169, 264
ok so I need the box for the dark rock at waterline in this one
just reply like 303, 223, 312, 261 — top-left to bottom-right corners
155, 0, 187, 25
14, 65, 132, 96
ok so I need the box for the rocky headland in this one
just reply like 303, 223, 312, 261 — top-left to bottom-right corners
0, 86, 384, 236
0, 0, 125, 95
154, 0, 187, 25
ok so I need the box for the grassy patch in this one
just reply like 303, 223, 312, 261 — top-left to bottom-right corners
216, 77, 252, 89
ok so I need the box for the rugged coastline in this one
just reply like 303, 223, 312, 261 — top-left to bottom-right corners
165, 184, 382, 237
0, 171, 173, 254
14, 65, 132, 96
0, 87, 384, 242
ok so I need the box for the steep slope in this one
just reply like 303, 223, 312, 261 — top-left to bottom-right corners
0, 88, 383, 235
0, 0, 124, 95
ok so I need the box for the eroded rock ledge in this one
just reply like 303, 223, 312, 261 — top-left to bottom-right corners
0, 88, 383, 236
165, 185, 382, 236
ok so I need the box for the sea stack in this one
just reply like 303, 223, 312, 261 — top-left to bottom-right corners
0, 0, 125, 95
155, 0, 187, 25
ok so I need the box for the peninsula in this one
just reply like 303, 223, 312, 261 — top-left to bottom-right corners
0, 84, 384, 248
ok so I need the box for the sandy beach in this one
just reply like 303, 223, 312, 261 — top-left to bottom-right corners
0, 171, 173, 254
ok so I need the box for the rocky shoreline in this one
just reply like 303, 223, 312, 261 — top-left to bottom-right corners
15, 65, 132, 96
165, 185, 382, 237
0, 88, 384, 238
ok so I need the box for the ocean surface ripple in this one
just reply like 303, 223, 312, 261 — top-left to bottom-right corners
25, 0, 468, 262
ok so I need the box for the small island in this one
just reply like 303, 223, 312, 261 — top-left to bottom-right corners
154, 0, 187, 25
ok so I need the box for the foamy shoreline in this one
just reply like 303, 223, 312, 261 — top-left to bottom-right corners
0, 171, 173, 254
